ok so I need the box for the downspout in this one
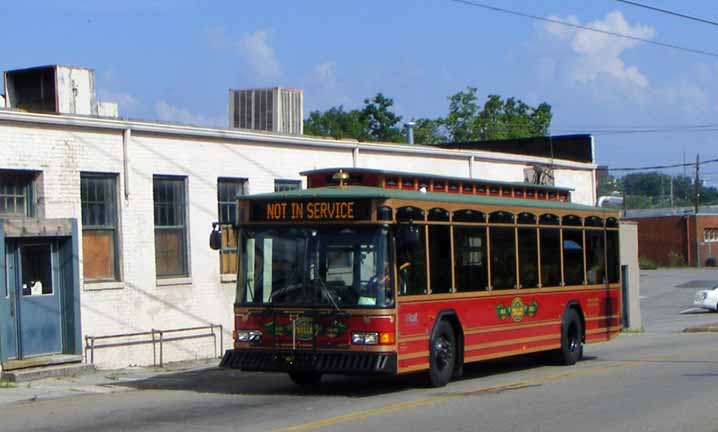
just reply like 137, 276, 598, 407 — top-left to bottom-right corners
469, 156, 475, 178
352, 146, 359, 168
123, 128, 131, 200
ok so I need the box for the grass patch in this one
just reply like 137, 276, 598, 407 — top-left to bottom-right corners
639, 256, 658, 270
0, 379, 17, 389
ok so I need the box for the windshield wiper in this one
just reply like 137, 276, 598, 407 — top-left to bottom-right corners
315, 277, 340, 311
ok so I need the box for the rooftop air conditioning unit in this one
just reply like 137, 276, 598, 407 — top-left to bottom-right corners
228, 87, 303, 135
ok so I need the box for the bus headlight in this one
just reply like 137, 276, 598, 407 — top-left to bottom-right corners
352, 332, 379, 345
237, 329, 263, 342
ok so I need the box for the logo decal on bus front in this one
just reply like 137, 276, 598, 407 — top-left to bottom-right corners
496, 297, 539, 322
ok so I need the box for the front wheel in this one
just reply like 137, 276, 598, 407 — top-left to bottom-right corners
427, 320, 456, 387
288, 371, 322, 387
554, 308, 583, 365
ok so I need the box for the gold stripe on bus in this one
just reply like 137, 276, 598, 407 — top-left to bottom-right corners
465, 334, 558, 351
398, 285, 620, 303
585, 315, 620, 322
464, 343, 561, 363
397, 362, 430, 374
464, 319, 560, 335
398, 351, 430, 361
398, 334, 430, 343
586, 326, 622, 335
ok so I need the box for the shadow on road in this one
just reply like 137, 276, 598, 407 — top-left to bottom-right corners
116, 353, 594, 398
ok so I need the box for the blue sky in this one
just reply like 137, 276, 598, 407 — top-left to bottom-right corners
1, 0, 717, 179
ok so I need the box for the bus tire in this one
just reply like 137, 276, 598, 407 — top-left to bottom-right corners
288, 371, 322, 387
428, 320, 456, 387
556, 308, 583, 365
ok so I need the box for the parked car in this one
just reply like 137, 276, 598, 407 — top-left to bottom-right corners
693, 286, 718, 311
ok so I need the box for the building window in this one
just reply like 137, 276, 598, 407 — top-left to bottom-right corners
705, 228, 718, 243
274, 179, 301, 192
0, 171, 35, 217
218, 178, 247, 275
81, 174, 119, 281
153, 176, 188, 278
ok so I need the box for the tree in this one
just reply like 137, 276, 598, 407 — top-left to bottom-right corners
412, 118, 446, 145
303, 106, 369, 141
442, 87, 553, 142
360, 93, 403, 142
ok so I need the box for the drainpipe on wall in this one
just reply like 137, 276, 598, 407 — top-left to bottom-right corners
352, 147, 359, 168
122, 128, 131, 200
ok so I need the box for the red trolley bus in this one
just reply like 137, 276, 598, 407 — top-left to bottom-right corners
212, 168, 621, 387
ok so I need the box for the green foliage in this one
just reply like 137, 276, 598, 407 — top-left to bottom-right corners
638, 256, 658, 270
360, 93, 403, 142
667, 251, 686, 267
442, 88, 552, 142
599, 171, 718, 210
304, 87, 552, 144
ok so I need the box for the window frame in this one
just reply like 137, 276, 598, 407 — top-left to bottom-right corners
153, 175, 190, 279
0, 170, 36, 217
274, 179, 302, 192
80, 172, 121, 282
217, 177, 247, 276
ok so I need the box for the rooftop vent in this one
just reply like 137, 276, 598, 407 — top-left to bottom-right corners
229, 87, 303, 135
3, 65, 118, 117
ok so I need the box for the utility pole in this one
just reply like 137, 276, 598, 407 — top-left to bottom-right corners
670, 177, 674, 211
694, 154, 700, 215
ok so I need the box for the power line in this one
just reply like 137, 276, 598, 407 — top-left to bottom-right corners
610, 157, 718, 172
446, 0, 718, 58
615, 0, 718, 26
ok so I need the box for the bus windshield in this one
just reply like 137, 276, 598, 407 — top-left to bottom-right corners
239, 225, 393, 308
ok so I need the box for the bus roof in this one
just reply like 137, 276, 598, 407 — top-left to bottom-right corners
241, 186, 613, 214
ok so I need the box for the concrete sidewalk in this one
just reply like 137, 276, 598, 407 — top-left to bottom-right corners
0, 358, 220, 407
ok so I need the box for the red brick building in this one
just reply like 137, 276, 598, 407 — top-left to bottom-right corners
625, 211, 718, 267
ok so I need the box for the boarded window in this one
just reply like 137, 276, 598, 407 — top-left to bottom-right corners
218, 178, 247, 275
81, 174, 119, 281
154, 176, 188, 278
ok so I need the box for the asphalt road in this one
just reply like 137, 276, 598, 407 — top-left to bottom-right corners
2, 268, 717, 432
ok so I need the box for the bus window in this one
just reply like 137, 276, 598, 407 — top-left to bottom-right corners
453, 209, 485, 223
606, 230, 620, 283
563, 229, 585, 285
428, 208, 449, 222
453, 227, 488, 291
490, 226, 516, 289
585, 230, 606, 284
518, 227, 539, 288
489, 211, 514, 224
540, 228, 561, 287
397, 226, 428, 296
377, 206, 393, 221
585, 216, 603, 227
540, 214, 560, 225
563, 215, 582, 226
517, 212, 536, 225
397, 206, 425, 221
429, 225, 452, 293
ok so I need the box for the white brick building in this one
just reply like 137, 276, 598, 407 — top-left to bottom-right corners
0, 75, 598, 371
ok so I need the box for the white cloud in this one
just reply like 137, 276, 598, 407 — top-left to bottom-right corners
238, 30, 281, 80
155, 101, 224, 127
313, 60, 337, 87
543, 11, 654, 88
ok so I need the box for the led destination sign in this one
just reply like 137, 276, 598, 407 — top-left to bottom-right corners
251, 200, 370, 222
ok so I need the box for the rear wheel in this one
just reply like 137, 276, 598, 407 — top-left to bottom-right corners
555, 308, 583, 365
427, 320, 456, 387
288, 371, 322, 387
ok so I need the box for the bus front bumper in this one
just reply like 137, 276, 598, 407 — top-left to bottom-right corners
219, 349, 397, 375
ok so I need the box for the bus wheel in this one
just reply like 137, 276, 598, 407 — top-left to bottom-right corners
556, 308, 583, 365
428, 320, 456, 387
288, 371, 322, 387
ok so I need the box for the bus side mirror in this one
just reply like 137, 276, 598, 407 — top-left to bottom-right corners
209, 223, 222, 251
398, 224, 420, 249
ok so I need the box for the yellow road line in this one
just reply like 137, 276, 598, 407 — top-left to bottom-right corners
272, 361, 633, 432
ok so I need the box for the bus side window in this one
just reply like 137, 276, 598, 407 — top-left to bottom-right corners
429, 225, 452, 294
540, 228, 562, 287
454, 226, 488, 291
397, 226, 428, 296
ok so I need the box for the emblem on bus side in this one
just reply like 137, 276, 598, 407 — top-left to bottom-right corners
496, 297, 539, 322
